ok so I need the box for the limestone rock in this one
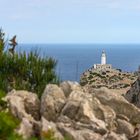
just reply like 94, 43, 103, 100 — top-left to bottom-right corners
60, 81, 82, 97
4, 90, 41, 138
57, 122, 103, 140
17, 117, 34, 139
80, 129, 102, 140
4, 82, 140, 139
5, 90, 40, 120
57, 123, 85, 140
62, 90, 107, 134
125, 76, 140, 108
92, 87, 140, 124
91, 97, 116, 131
61, 100, 80, 120
41, 117, 64, 139
129, 124, 140, 140
104, 132, 128, 140
41, 84, 66, 121
116, 119, 134, 137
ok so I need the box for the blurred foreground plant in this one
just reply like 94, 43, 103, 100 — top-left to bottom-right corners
0, 90, 22, 140
0, 28, 59, 98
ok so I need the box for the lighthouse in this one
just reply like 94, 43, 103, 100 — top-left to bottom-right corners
93, 51, 112, 70
101, 50, 106, 65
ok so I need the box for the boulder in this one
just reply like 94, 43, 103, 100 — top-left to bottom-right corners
125, 76, 140, 108
79, 129, 102, 140
92, 87, 140, 124
5, 89, 40, 120
57, 123, 85, 140
104, 132, 128, 140
62, 100, 80, 120
91, 97, 116, 131
57, 122, 103, 140
62, 90, 107, 134
4, 82, 140, 140
4, 90, 41, 138
60, 81, 82, 97
129, 124, 140, 140
41, 117, 64, 139
41, 84, 66, 121
116, 119, 134, 137
67, 90, 115, 131
17, 117, 34, 139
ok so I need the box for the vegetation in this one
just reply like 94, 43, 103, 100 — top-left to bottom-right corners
88, 75, 93, 80
0, 29, 59, 98
123, 84, 130, 88
0, 29, 61, 139
0, 90, 21, 140
102, 72, 106, 75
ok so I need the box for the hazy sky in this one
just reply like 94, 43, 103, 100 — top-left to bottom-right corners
1, 0, 140, 44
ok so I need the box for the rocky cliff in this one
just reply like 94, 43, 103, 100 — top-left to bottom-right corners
4, 81, 140, 140
80, 68, 137, 94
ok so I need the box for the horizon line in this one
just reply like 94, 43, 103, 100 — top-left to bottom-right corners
18, 43, 140, 45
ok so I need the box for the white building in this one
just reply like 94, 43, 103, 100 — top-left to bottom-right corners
94, 51, 112, 70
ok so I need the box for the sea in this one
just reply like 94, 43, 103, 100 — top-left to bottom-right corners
16, 44, 140, 82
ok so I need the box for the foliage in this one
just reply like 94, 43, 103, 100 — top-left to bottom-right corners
0, 28, 5, 54
0, 29, 62, 140
123, 84, 130, 88
0, 111, 21, 140
88, 75, 93, 80
0, 90, 7, 110
0, 29, 59, 98
0, 88, 21, 139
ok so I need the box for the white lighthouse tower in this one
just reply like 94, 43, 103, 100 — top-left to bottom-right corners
101, 50, 106, 65
93, 50, 112, 70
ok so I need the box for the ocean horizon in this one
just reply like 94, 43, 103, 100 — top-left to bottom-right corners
16, 44, 140, 81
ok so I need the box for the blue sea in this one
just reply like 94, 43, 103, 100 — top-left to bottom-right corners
16, 44, 140, 81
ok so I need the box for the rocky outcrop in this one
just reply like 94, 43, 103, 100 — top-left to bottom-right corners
80, 68, 137, 91
4, 82, 140, 140
125, 76, 140, 108
116, 119, 134, 137
92, 87, 140, 124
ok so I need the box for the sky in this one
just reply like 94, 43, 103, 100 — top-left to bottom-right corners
1, 0, 140, 44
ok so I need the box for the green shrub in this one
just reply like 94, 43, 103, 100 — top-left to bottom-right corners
0, 88, 21, 139
0, 29, 59, 98
0, 90, 7, 110
0, 111, 21, 140
123, 84, 130, 88
88, 75, 93, 80
102, 72, 106, 75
